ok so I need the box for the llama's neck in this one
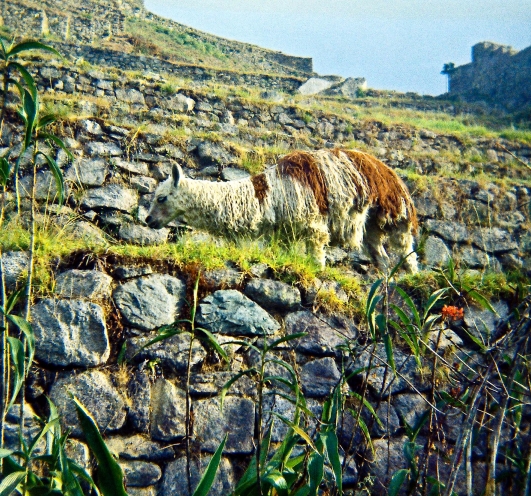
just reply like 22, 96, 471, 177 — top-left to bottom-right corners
179, 177, 259, 235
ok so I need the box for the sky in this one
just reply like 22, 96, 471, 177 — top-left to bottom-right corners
144, 0, 531, 95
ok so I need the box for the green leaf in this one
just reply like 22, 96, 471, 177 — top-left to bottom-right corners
0, 156, 10, 186
8, 61, 37, 100
262, 470, 288, 495
349, 392, 384, 429
307, 452, 324, 496
383, 333, 396, 373
423, 288, 448, 321
266, 332, 308, 351
389, 469, 410, 496
0, 448, 15, 459
467, 290, 497, 315
0, 471, 26, 496
141, 327, 183, 350
73, 396, 128, 496
322, 431, 342, 492
348, 410, 374, 455
196, 327, 229, 364
270, 412, 317, 452
38, 132, 74, 160
6, 336, 25, 414
35, 113, 57, 130
192, 435, 227, 496
35, 151, 64, 205
7, 314, 35, 370
396, 287, 421, 328
7, 40, 62, 59
220, 369, 256, 411
4, 284, 26, 315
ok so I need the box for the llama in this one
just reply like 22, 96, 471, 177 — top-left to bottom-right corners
145, 148, 419, 272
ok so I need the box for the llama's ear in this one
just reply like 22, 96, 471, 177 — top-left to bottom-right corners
172, 164, 181, 188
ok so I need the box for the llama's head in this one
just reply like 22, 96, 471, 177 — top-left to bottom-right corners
146, 164, 187, 229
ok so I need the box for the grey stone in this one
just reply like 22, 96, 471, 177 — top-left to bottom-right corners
303, 279, 349, 306
32, 299, 110, 367
170, 93, 195, 112
351, 343, 421, 397
65, 439, 90, 471
277, 112, 294, 125
298, 77, 334, 95
325, 246, 349, 264
193, 396, 255, 454
196, 101, 213, 112
113, 158, 150, 176
244, 279, 301, 312
423, 236, 450, 267
497, 210, 525, 229
131, 176, 157, 193
415, 194, 439, 218
285, 311, 354, 356
221, 167, 250, 181
114, 265, 153, 279
197, 142, 236, 166
65, 159, 108, 186
472, 227, 518, 253
114, 274, 186, 331
78, 119, 103, 135
370, 402, 401, 437
85, 141, 123, 157
393, 393, 429, 428
4, 403, 42, 452
106, 435, 174, 461
499, 252, 524, 269
126, 488, 156, 496
425, 219, 469, 243
127, 370, 151, 433
464, 301, 509, 341
262, 394, 322, 443
115, 88, 145, 105
19, 170, 63, 201
1, 251, 29, 290
49, 370, 126, 436
118, 224, 169, 245
125, 332, 206, 373
120, 461, 161, 487
368, 436, 409, 494
66, 221, 108, 245
426, 329, 463, 350
161, 456, 234, 496
203, 268, 243, 288
81, 184, 137, 212
301, 357, 341, 397
150, 379, 187, 442
189, 371, 255, 397
459, 245, 490, 268
324, 77, 367, 98
196, 290, 280, 336
55, 270, 113, 299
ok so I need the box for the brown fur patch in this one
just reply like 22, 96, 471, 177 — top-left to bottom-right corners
277, 151, 329, 214
336, 149, 418, 233
250, 173, 269, 204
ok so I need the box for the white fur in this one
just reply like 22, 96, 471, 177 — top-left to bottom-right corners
146, 149, 418, 272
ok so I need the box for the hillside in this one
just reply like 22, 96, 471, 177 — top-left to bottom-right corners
1, 1, 531, 495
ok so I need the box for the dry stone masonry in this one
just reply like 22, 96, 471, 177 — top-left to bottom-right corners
0, 3, 530, 495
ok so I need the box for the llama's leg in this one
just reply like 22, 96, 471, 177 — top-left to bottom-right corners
388, 222, 419, 273
364, 222, 390, 273
306, 223, 330, 269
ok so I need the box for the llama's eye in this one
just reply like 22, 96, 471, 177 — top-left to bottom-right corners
157, 196, 167, 204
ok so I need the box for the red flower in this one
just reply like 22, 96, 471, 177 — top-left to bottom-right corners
441, 305, 464, 321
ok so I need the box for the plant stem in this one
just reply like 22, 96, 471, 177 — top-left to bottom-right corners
19, 142, 38, 446
256, 343, 266, 496
185, 330, 193, 496
0, 249, 6, 467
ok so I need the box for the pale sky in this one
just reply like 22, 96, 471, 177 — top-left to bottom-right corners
145, 0, 531, 95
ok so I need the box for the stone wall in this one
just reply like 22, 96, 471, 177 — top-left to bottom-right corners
54, 43, 305, 93
3, 0, 126, 43
450, 41, 531, 111
2, 0, 313, 77
1, 57, 530, 496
